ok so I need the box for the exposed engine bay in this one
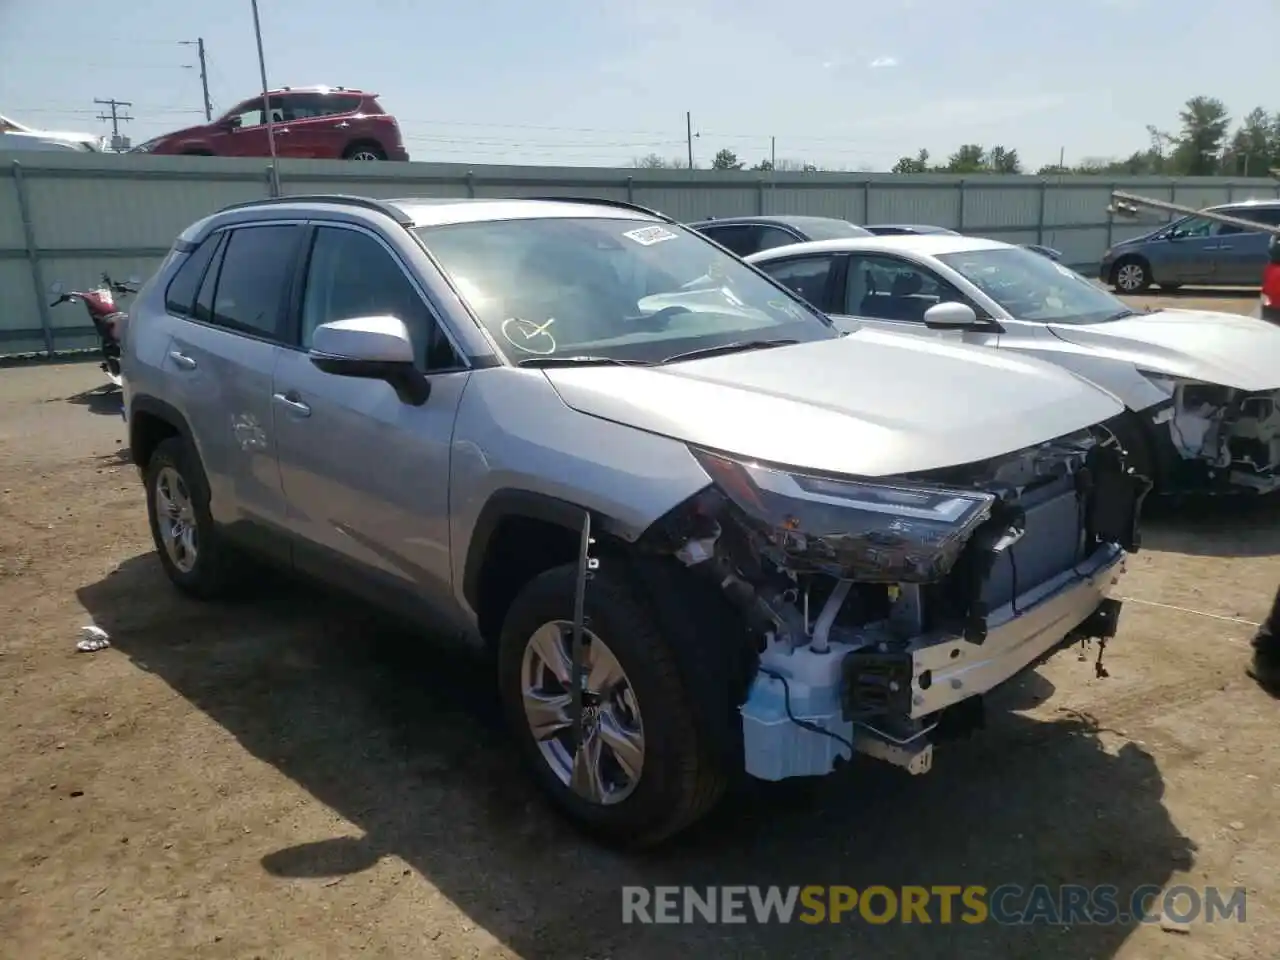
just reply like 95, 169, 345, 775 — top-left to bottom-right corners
1153, 382, 1280, 494
638, 428, 1149, 781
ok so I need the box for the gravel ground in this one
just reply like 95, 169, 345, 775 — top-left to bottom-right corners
1, 292, 1277, 960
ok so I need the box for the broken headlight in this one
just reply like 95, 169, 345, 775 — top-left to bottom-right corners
690, 447, 997, 583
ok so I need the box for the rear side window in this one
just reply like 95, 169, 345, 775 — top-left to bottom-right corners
701, 224, 761, 256
284, 93, 363, 119
756, 225, 801, 252
164, 234, 221, 316
208, 224, 302, 340
758, 256, 838, 311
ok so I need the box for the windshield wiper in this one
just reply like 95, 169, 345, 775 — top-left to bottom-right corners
1102, 307, 1141, 321
661, 338, 800, 364
516, 355, 651, 368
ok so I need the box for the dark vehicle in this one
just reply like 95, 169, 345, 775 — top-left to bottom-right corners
687, 215, 871, 257
48, 272, 139, 387
130, 85, 409, 162
1099, 199, 1280, 293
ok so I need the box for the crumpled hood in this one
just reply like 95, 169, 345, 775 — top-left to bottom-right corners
543, 329, 1125, 478
1048, 308, 1280, 392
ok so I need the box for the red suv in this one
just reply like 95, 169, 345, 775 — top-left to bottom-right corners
131, 86, 409, 161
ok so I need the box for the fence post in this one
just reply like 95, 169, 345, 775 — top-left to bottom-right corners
956, 179, 966, 231
1106, 182, 1117, 251
11, 161, 55, 358
1036, 178, 1047, 244
626, 176, 634, 203
757, 179, 765, 215
863, 180, 871, 223
465, 171, 476, 199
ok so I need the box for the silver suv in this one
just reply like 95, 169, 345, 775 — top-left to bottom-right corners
120, 195, 1149, 847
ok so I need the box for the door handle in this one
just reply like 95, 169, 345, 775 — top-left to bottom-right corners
272, 392, 311, 417
334, 121, 350, 129
168, 350, 197, 370
1216, 244, 1233, 250
275, 127, 290, 134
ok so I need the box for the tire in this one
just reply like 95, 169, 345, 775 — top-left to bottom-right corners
143, 436, 242, 599
1111, 257, 1151, 294
497, 563, 728, 847
342, 142, 386, 161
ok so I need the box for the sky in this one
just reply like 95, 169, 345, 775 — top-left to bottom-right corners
2, 0, 1278, 172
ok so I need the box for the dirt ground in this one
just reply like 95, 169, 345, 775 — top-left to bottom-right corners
2, 291, 1279, 960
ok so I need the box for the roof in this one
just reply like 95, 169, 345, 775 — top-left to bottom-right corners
864, 223, 960, 235
687, 214, 853, 229
1211, 198, 1280, 209
267, 85, 370, 96
745, 233, 1009, 261
209, 194, 665, 230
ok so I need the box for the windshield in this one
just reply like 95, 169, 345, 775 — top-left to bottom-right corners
413, 217, 839, 363
936, 246, 1134, 325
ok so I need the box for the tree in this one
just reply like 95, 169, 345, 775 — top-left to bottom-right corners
985, 145, 1022, 174
633, 153, 668, 169
751, 158, 773, 171
1223, 106, 1275, 177
945, 144, 987, 173
712, 148, 743, 170
1169, 95, 1231, 175
892, 148, 930, 174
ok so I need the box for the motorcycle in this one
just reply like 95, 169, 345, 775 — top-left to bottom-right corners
48, 272, 140, 388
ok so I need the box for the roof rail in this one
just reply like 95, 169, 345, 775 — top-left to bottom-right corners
214, 194, 413, 226
523, 195, 673, 223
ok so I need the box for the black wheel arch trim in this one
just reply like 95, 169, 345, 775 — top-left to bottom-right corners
462, 488, 622, 612
128, 394, 196, 467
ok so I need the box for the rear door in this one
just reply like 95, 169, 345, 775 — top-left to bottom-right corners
753, 253, 844, 312
162, 221, 304, 554
1214, 207, 1280, 285
280, 92, 363, 159
271, 222, 471, 613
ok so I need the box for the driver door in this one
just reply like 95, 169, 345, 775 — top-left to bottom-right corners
834, 253, 1000, 348
1153, 216, 1224, 284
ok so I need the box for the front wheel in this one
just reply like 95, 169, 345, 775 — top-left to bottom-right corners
1112, 258, 1151, 294
497, 564, 728, 847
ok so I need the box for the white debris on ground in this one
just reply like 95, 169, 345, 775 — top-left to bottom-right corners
75, 625, 110, 652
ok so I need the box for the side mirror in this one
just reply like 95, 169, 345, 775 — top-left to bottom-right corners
49, 281, 65, 295
308, 315, 430, 406
923, 301, 984, 331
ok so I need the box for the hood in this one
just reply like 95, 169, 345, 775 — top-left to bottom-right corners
1048, 308, 1280, 392
543, 329, 1125, 478
1, 129, 98, 149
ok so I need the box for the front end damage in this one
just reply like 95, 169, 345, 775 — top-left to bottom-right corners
640, 429, 1150, 781
1143, 376, 1280, 494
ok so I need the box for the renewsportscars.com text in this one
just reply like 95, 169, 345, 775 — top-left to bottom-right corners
621, 884, 1247, 926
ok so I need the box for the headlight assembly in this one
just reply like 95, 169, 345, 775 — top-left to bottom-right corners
689, 447, 998, 582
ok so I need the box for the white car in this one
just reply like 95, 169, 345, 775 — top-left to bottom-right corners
0, 114, 101, 152
747, 234, 1280, 496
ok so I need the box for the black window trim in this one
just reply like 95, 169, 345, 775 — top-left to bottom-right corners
292, 219, 473, 373
842, 251, 999, 326
163, 230, 222, 319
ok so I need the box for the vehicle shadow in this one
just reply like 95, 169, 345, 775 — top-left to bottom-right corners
78, 554, 1194, 960
1140, 494, 1280, 558
59, 385, 124, 417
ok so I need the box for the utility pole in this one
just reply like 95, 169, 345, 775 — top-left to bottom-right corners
180, 38, 213, 121
251, 0, 282, 197
686, 111, 694, 169
94, 98, 133, 151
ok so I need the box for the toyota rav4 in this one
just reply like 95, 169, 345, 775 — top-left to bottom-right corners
119, 194, 1149, 847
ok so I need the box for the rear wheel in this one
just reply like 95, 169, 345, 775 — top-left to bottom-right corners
342, 142, 386, 161
144, 437, 242, 599
497, 564, 728, 847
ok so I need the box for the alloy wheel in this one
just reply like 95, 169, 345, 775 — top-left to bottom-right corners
154, 466, 198, 573
520, 621, 645, 805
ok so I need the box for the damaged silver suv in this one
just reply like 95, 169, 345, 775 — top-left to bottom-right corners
120, 195, 1150, 847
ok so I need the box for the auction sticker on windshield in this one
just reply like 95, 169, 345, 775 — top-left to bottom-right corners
623, 225, 679, 246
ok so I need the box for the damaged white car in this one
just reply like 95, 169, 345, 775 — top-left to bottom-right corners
749, 235, 1280, 496
125, 196, 1150, 848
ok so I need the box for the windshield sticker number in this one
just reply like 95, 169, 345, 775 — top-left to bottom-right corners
501, 317, 557, 355
623, 225, 679, 246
